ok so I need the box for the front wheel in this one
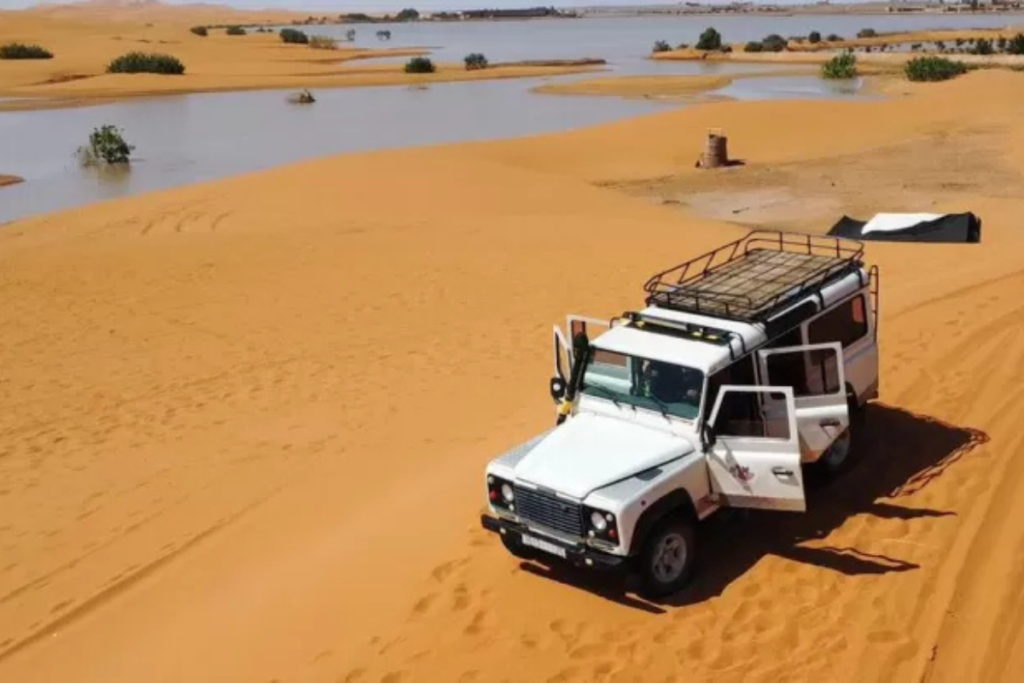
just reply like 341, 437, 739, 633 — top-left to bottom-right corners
638, 516, 696, 599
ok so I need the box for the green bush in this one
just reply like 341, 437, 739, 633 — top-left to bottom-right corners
396, 8, 420, 21
761, 34, 787, 52
821, 51, 857, 79
0, 42, 53, 60
280, 28, 309, 44
190, 26, 208, 37
904, 56, 968, 82
652, 40, 671, 53
973, 38, 994, 55
77, 125, 134, 166
404, 56, 435, 73
464, 53, 488, 70
808, 31, 822, 44
309, 35, 337, 50
225, 26, 246, 36
107, 52, 185, 75
744, 41, 764, 53
696, 27, 722, 51
857, 28, 877, 39
826, 33, 843, 42
676, 42, 689, 50
1007, 33, 1024, 55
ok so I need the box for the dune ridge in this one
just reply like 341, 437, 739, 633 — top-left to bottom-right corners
2, 59, 1024, 683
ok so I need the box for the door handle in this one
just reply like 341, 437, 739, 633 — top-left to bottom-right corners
819, 418, 841, 428
772, 466, 794, 477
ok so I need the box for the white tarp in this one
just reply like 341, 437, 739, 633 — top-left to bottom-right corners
861, 213, 945, 235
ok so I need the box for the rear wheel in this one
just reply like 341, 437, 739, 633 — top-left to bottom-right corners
638, 516, 696, 599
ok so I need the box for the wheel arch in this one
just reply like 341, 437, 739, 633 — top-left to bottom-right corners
628, 488, 698, 556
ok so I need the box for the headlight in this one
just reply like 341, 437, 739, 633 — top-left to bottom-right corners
590, 510, 608, 531
500, 482, 514, 503
586, 508, 618, 543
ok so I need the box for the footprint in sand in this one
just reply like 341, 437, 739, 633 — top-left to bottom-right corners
463, 609, 488, 636
568, 643, 605, 660
409, 593, 437, 618
451, 583, 471, 612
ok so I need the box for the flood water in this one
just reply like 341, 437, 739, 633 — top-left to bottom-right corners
1, 13, 1015, 223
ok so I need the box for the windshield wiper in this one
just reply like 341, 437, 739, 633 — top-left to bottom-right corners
582, 384, 622, 408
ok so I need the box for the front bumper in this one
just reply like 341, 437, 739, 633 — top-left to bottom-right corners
480, 514, 627, 571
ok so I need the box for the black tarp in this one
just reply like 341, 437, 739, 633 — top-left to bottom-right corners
828, 212, 982, 243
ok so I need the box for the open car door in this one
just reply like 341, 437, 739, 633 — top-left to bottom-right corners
756, 342, 850, 462
706, 385, 805, 512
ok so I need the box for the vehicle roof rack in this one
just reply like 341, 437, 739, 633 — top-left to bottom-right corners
643, 230, 865, 324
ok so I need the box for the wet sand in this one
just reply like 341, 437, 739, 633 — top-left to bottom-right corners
531, 70, 818, 99
3, 67, 1024, 683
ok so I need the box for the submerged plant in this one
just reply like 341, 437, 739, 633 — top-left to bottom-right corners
821, 51, 857, 79
464, 53, 488, 70
904, 56, 968, 82
77, 125, 134, 166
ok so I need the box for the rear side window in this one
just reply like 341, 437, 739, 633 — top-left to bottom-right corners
807, 295, 869, 348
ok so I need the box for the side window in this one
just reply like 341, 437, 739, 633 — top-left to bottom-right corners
712, 389, 791, 440
807, 295, 869, 348
764, 346, 842, 397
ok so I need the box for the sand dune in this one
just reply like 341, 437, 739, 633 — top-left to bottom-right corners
2, 53, 1024, 683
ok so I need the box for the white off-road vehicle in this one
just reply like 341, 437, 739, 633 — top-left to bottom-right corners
480, 231, 879, 597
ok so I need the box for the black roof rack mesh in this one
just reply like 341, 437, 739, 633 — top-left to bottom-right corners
643, 230, 865, 323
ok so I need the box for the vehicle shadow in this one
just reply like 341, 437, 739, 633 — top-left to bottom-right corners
518, 402, 989, 612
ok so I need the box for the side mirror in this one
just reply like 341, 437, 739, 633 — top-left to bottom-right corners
549, 377, 567, 403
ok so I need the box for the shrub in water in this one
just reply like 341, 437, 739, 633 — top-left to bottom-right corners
857, 28, 877, 39
808, 30, 822, 44
107, 52, 185, 74
696, 27, 722, 51
280, 28, 309, 44
761, 34, 787, 52
309, 35, 337, 50
190, 26, 208, 37
904, 56, 968, 82
226, 26, 246, 36
652, 40, 671, 53
972, 38, 994, 55
1007, 33, 1024, 55
0, 42, 53, 59
405, 56, 435, 73
77, 125, 134, 166
464, 53, 488, 70
821, 51, 857, 79
743, 41, 764, 53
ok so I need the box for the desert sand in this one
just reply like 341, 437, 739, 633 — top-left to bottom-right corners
3, 60, 1024, 682
0, 6, 597, 109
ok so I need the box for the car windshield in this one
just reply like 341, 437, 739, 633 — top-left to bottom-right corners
579, 348, 704, 420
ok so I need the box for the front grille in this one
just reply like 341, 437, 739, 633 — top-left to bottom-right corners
514, 485, 583, 537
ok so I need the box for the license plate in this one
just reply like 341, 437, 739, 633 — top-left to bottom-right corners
521, 533, 567, 559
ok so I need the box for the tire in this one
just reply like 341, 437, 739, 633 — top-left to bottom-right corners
637, 515, 696, 599
817, 393, 863, 475
501, 533, 537, 561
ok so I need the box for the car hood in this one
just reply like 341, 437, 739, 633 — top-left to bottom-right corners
513, 412, 695, 500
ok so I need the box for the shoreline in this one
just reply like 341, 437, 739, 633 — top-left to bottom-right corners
0, 174, 24, 188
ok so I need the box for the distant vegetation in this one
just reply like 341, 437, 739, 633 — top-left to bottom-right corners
821, 51, 857, 79
309, 35, 337, 50
0, 42, 53, 59
107, 52, 185, 74
905, 56, 968, 82
652, 40, 671, 53
972, 38, 994, 55
827, 33, 843, 42
695, 27, 722, 51
190, 26, 208, 37
396, 8, 420, 21
280, 28, 309, 44
464, 53, 488, 70
405, 56, 435, 73
743, 41, 764, 53
225, 26, 246, 36
808, 30, 821, 44
760, 34, 787, 52
857, 28, 878, 39
1007, 33, 1024, 55
77, 125, 134, 166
